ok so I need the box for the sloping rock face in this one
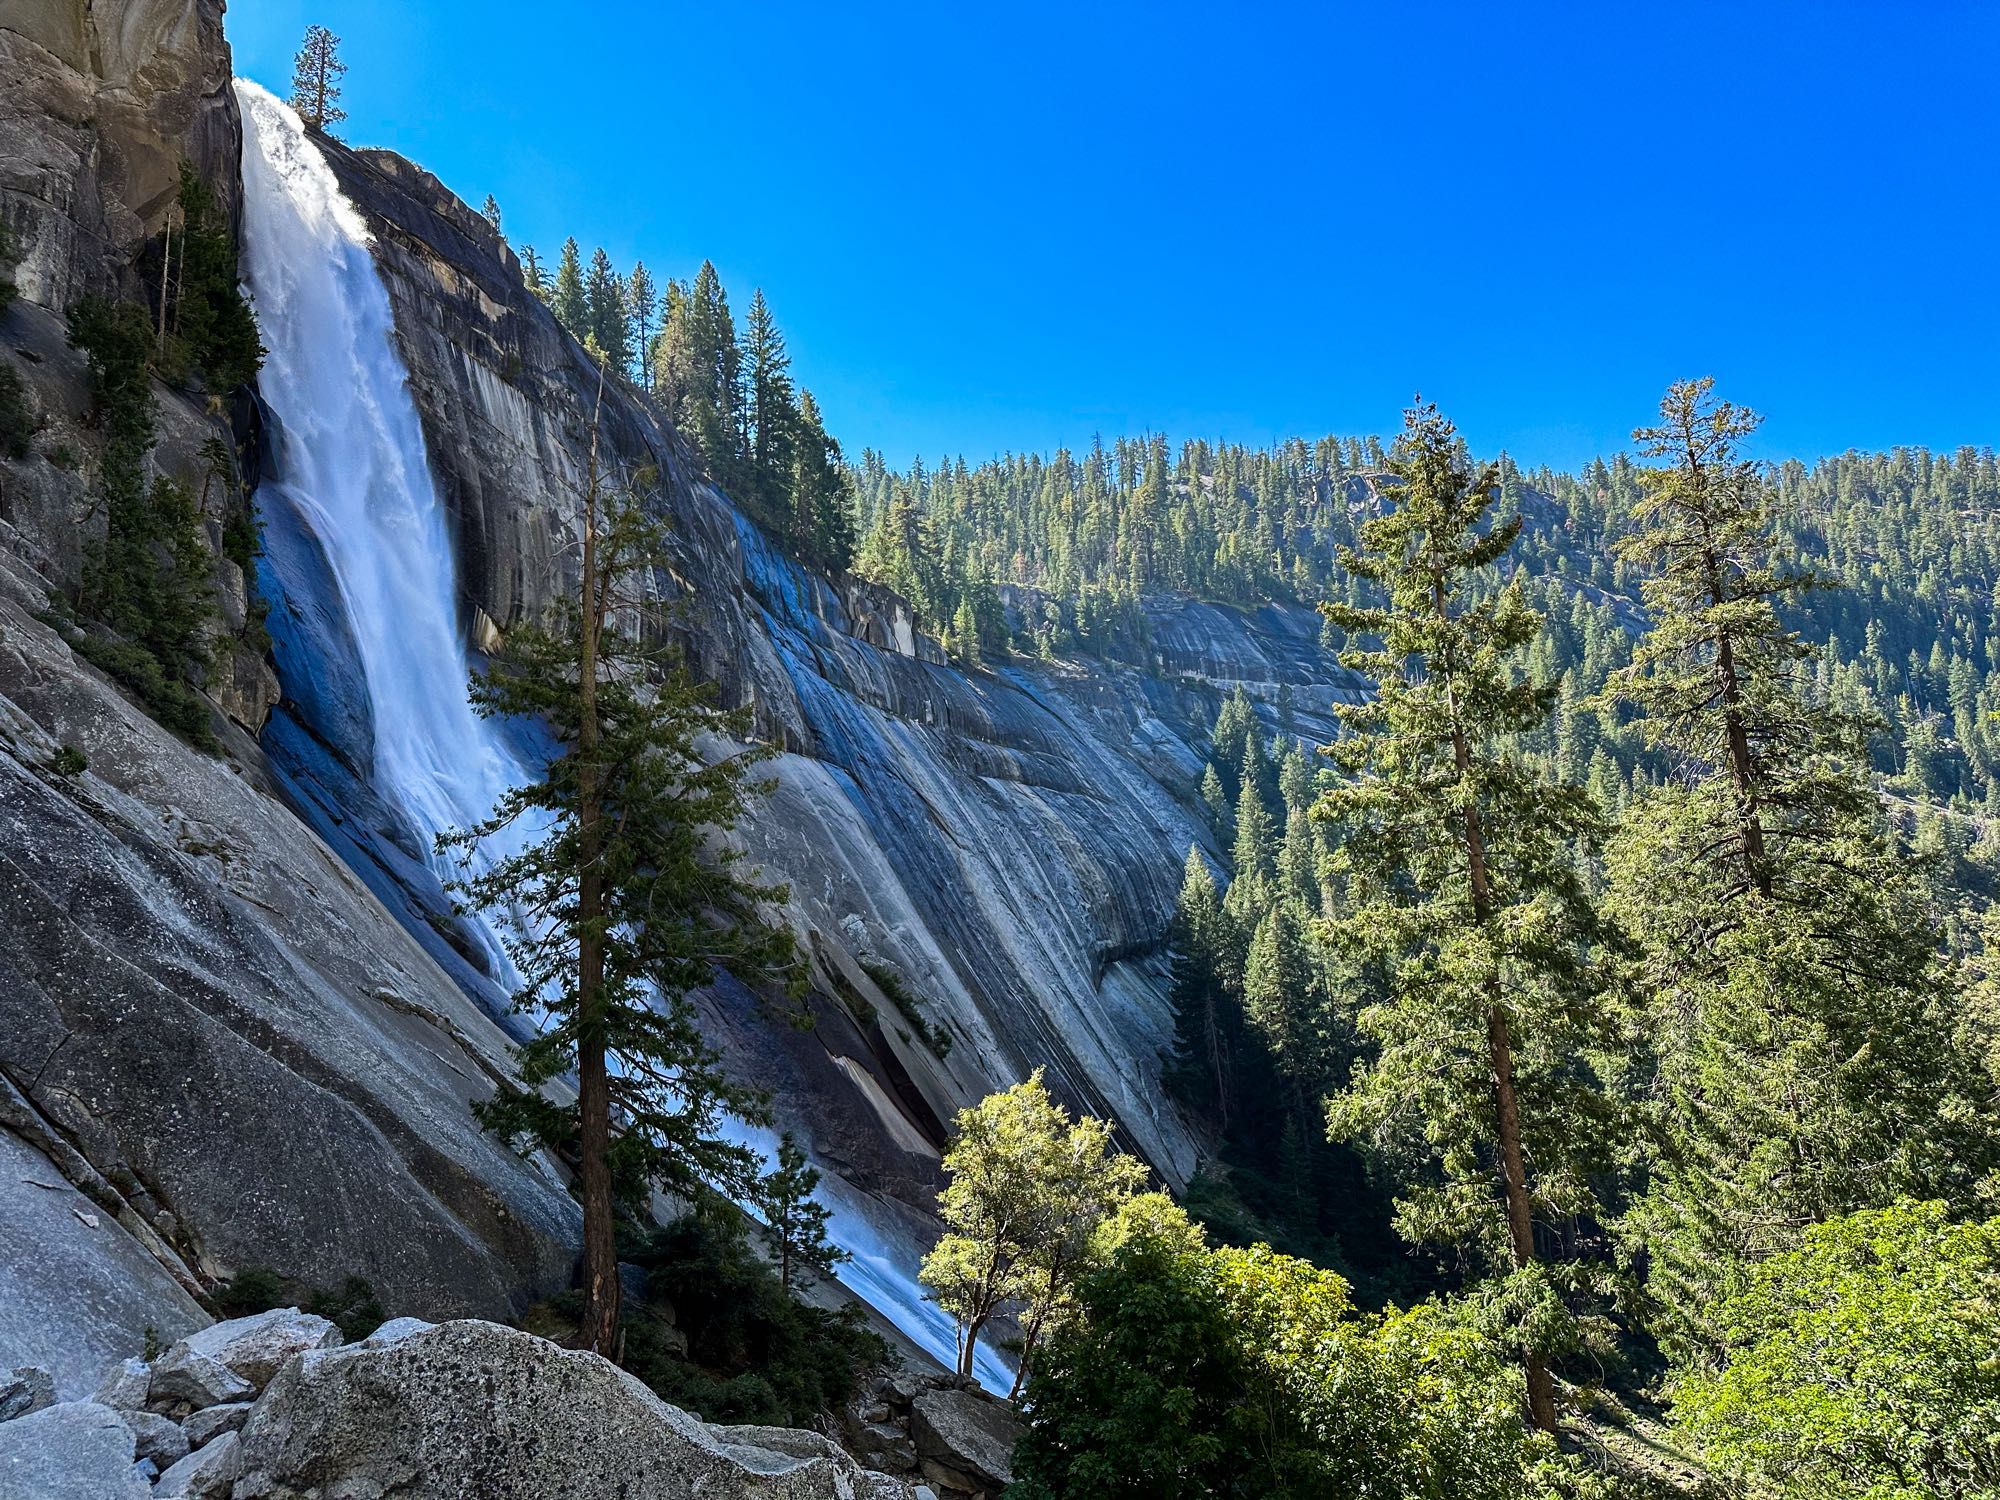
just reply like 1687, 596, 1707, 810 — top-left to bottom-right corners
0, 549, 578, 1357
301, 141, 1367, 1240
0, 0, 239, 312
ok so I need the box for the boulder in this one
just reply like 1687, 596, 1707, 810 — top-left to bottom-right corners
125, 1407, 190, 1470
89, 1358, 151, 1412
174, 1307, 343, 1387
155, 1430, 241, 1500
356, 1316, 434, 1348
0, 1401, 148, 1500
181, 1400, 252, 1448
909, 1386, 1018, 1495
230, 1319, 894, 1498
148, 1347, 254, 1412
0, 1368, 53, 1423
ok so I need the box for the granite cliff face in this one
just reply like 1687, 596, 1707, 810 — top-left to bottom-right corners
0, 0, 1364, 1384
0, 0, 575, 1391
292, 136, 1364, 1229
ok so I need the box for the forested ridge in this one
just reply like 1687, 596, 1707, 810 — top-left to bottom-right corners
518, 227, 2000, 824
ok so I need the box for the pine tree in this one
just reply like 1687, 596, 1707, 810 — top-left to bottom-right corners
625, 261, 656, 390
584, 247, 630, 372
655, 262, 740, 487
289, 25, 347, 133
1199, 762, 1231, 831
1225, 769, 1278, 923
1317, 400, 1621, 1433
753, 1132, 848, 1292
519, 245, 549, 301
1604, 379, 2000, 1361
1241, 899, 1327, 1116
550, 238, 587, 340
790, 390, 856, 571
1166, 847, 1239, 1125
480, 195, 502, 236
442, 378, 798, 1354
742, 288, 795, 524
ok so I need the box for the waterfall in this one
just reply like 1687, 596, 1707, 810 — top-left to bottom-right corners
235, 78, 1008, 1395
236, 80, 530, 984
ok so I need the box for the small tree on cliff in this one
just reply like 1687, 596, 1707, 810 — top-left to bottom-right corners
443, 370, 798, 1356
754, 1132, 849, 1292
289, 25, 347, 134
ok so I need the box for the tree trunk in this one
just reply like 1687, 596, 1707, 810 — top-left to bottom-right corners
574, 367, 620, 1356
1455, 708, 1560, 1435
958, 1315, 985, 1380
1715, 634, 1772, 897
1487, 998, 1558, 1433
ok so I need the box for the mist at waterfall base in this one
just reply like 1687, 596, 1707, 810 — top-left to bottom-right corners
233, 80, 1007, 1394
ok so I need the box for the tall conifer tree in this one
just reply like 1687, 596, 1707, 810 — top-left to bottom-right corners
1316, 401, 1620, 1432
1604, 378, 2000, 1360
288, 24, 347, 133
550, 238, 588, 341
443, 375, 797, 1354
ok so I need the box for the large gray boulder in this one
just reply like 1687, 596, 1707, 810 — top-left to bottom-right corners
229, 1319, 905, 1499
155, 1431, 241, 1500
125, 1406, 190, 1469
147, 1347, 254, 1413
909, 1385, 1018, 1495
0, 1401, 147, 1500
90, 1358, 151, 1412
173, 1308, 343, 1388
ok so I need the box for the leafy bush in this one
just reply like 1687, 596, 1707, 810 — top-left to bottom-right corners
1011, 1228, 1602, 1500
1673, 1200, 2000, 1500
617, 1208, 883, 1427
72, 631, 214, 749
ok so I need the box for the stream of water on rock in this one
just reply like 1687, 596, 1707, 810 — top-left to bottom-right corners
234, 79, 1008, 1393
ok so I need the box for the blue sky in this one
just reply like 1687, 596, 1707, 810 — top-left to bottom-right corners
228, 3, 2000, 472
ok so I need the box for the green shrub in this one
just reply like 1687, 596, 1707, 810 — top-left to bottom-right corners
616, 1207, 884, 1427
1012, 1230, 1603, 1500
0, 361, 31, 460
72, 631, 215, 750
860, 957, 952, 1057
50, 744, 86, 777
1673, 1200, 2000, 1500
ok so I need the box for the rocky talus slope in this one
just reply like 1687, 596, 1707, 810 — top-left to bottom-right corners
0, 1312, 1016, 1500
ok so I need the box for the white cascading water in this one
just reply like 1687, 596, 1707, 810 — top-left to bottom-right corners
234, 80, 1008, 1392
236, 79, 532, 983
